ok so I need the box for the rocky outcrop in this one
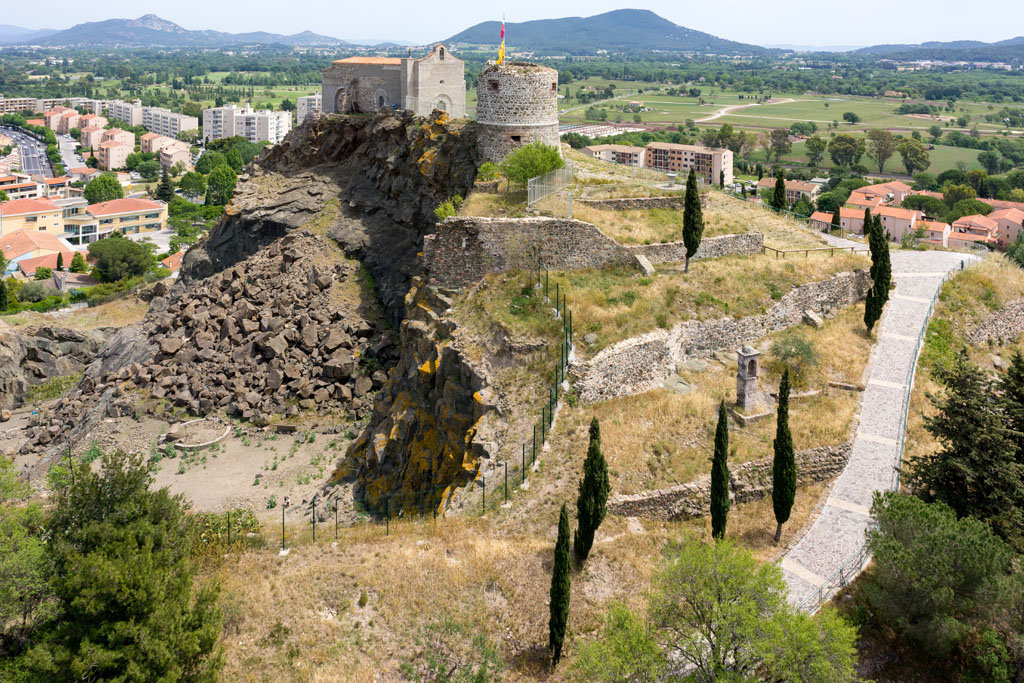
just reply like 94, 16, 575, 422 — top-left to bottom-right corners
22, 231, 395, 455
335, 279, 505, 513
181, 111, 479, 323
608, 444, 851, 520
0, 326, 114, 407
966, 298, 1024, 345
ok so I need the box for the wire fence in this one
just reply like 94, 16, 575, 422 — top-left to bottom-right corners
527, 162, 575, 218
795, 264, 962, 613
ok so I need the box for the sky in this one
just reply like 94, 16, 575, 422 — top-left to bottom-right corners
5, 0, 1024, 48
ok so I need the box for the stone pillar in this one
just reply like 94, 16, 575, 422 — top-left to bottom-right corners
736, 345, 760, 412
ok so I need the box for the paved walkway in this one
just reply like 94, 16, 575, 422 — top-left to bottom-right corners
782, 248, 977, 609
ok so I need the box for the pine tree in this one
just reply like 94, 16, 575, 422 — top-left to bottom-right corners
549, 503, 571, 667
682, 168, 704, 273
772, 368, 796, 544
56, 252, 64, 271
772, 169, 787, 211
711, 400, 731, 540
831, 205, 842, 234
0, 278, 7, 312
574, 417, 610, 564
156, 168, 175, 202
1001, 350, 1024, 460
69, 252, 87, 274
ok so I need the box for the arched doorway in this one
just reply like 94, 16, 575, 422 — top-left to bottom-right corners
334, 87, 348, 113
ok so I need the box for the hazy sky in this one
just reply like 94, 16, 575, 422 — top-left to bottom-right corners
6, 1, 1024, 48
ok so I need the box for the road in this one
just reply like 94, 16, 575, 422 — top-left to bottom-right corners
0, 125, 52, 177
696, 98, 796, 123
57, 134, 84, 173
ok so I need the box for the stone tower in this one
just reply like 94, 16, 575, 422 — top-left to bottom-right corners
475, 62, 560, 163
736, 345, 761, 412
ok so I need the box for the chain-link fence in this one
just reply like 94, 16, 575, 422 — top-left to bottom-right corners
528, 163, 575, 218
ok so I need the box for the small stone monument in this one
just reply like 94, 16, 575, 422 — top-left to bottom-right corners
736, 345, 761, 412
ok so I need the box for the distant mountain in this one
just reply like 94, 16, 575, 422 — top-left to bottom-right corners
446, 9, 766, 55
18, 14, 350, 47
0, 24, 58, 44
856, 36, 1024, 60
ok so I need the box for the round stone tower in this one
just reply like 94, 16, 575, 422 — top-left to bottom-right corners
475, 62, 560, 163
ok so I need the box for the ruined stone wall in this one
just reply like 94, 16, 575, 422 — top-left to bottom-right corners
626, 232, 764, 265
577, 196, 685, 211
322, 64, 403, 114
966, 298, 1024, 345
573, 270, 871, 403
608, 444, 851, 520
423, 216, 637, 289
476, 62, 559, 162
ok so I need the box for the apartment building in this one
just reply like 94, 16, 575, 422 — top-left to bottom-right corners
991, 208, 1024, 247
87, 198, 167, 237
849, 180, 912, 208
142, 106, 199, 138
874, 206, 923, 242
0, 96, 92, 115
97, 140, 131, 171
951, 214, 1001, 247
80, 126, 106, 151
0, 197, 63, 236
581, 144, 646, 167
201, 105, 293, 144
158, 140, 192, 172
77, 113, 107, 131
297, 93, 322, 124
105, 99, 144, 127
0, 180, 42, 200
644, 142, 733, 186
755, 177, 820, 205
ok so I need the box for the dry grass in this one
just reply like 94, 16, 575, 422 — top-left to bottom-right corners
904, 254, 1024, 478
704, 193, 833, 251
2, 296, 148, 331
462, 250, 869, 357
458, 189, 529, 218
565, 305, 869, 495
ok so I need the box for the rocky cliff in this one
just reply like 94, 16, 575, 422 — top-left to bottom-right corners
0, 326, 114, 408
181, 111, 479, 324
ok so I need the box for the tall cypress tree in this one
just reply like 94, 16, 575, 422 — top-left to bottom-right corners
831, 205, 842, 234
56, 252, 64, 271
710, 400, 731, 540
574, 417, 610, 564
772, 368, 796, 544
864, 214, 890, 333
682, 168, 704, 273
549, 503, 571, 667
772, 169, 787, 211
875, 214, 892, 305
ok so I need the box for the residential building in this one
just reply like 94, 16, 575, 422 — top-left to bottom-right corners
874, 206, 923, 242
1, 228, 76, 276
43, 106, 73, 131
80, 126, 106, 151
97, 140, 131, 171
808, 210, 837, 231
86, 197, 167, 237
57, 110, 81, 134
581, 144, 646, 167
105, 99, 144, 127
845, 192, 885, 211
951, 214, 1000, 247
161, 251, 184, 273
645, 142, 733, 186
918, 220, 951, 248
839, 207, 867, 234
101, 128, 134, 148
0, 197, 62, 236
0, 181, 42, 200
141, 106, 199, 138
38, 176, 72, 197
849, 180, 912, 207
755, 177, 820, 205
77, 113, 107, 131
140, 132, 175, 154
990, 208, 1024, 247
158, 140, 192, 172
67, 167, 100, 183
201, 105, 292, 144
296, 93, 322, 124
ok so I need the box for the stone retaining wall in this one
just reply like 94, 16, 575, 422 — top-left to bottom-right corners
608, 444, 851, 520
423, 215, 761, 289
577, 196, 684, 211
626, 232, 763, 265
966, 299, 1024, 345
573, 270, 871, 403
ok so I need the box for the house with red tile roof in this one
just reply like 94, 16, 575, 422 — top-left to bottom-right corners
809, 210, 837, 231
1, 228, 75, 275
839, 207, 869, 235
161, 251, 184, 272
990, 208, 1024, 247
87, 198, 167, 237
918, 220, 951, 248
0, 197, 62, 236
874, 206, 923, 242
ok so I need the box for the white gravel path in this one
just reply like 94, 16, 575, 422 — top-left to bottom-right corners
782, 248, 978, 609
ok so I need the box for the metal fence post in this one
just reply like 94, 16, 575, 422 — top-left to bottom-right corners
335, 499, 339, 540
532, 425, 537, 464
504, 462, 508, 503
312, 498, 316, 542
481, 475, 486, 513
385, 496, 390, 536
522, 444, 526, 483
227, 510, 231, 546
281, 505, 285, 550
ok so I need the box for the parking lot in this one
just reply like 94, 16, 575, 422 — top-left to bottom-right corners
0, 125, 52, 177
58, 134, 83, 172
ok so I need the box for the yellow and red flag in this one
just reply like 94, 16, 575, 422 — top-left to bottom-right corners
497, 19, 505, 65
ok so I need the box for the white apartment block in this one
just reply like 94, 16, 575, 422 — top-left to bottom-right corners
0, 96, 92, 114
296, 94, 322, 124
104, 99, 144, 127
201, 105, 292, 144
141, 106, 199, 138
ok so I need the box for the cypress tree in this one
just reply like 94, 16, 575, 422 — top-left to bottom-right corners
56, 252, 64, 271
710, 400, 730, 540
549, 503, 571, 667
772, 169, 787, 211
875, 214, 892, 303
574, 417, 609, 564
756, 162, 763, 179
719, 169, 725, 188
156, 168, 175, 202
772, 368, 796, 544
831, 205, 842, 234
0, 278, 7, 312
682, 168, 704, 273
864, 214, 890, 333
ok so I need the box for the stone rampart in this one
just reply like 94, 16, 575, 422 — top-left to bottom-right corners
577, 196, 685, 211
573, 270, 871, 403
626, 232, 763, 265
423, 216, 762, 290
608, 444, 851, 520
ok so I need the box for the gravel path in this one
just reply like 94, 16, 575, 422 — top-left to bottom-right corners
782, 248, 978, 609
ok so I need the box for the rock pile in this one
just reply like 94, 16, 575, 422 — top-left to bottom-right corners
0, 326, 114, 407
23, 230, 395, 454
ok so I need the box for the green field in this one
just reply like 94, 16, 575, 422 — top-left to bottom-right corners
750, 140, 985, 175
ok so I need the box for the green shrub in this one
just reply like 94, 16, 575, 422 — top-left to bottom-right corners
476, 161, 501, 182
17, 281, 47, 303
499, 142, 565, 186
33, 267, 53, 281
771, 331, 819, 384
